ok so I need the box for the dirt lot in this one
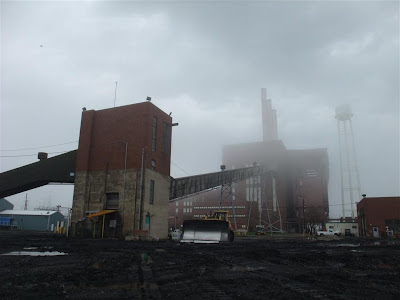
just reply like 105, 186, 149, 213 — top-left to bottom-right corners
0, 231, 399, 299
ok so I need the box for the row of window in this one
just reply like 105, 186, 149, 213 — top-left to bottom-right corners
176, 201, 193, 207
175, 208, 193, 213
329, 225, 357, 229
193, 206, 246, 210
151, 116, 172, 154
192, 214, 246, 218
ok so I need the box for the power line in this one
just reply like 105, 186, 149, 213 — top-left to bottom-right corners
0, 141, 78, 152
0, 151, 72, 158
171, 161, 191, 176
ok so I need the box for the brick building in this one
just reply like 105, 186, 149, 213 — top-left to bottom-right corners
287, 149, 329, 231
168, 145, 329, 233
168, 90, 329, 233
357, 197, 400, 237
71, 101, 174, 239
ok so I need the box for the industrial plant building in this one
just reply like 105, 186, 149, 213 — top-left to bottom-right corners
0, 91, 329, 238
169, 89, 329, 233
0, 210, 64, 231
71, 101, 174, 239
357, 197, 400, 238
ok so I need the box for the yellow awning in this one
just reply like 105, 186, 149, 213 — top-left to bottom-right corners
86, 210, 117, 218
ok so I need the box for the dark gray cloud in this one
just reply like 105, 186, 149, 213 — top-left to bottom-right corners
1, 1, 398, 217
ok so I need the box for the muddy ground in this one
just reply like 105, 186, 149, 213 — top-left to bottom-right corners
0, 231, 399, 299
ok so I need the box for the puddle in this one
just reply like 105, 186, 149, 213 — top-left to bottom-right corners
231, 266, 265, 271
2, 251, 67, 256
23, 247, 53, 250
336, 243, 360, 247
319, 243, 360, 248
360, 240, 400, 246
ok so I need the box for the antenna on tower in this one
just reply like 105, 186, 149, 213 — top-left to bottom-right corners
113, 81, 118, 107
335, 104, 361, 219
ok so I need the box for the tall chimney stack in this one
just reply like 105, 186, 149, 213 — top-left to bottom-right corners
261, 88, 278, 141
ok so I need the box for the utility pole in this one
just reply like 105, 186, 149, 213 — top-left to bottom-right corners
302, 198, 305, 236
219, 165, 225, 209
24, 194, 28, 210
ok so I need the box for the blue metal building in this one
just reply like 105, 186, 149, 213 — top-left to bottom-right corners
0, 210, 65, 231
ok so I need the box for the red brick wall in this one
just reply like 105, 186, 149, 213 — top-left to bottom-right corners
76, 102, 172, 176
288, 149, 329, 212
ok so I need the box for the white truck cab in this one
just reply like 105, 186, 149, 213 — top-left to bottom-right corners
317, 229, 341, 236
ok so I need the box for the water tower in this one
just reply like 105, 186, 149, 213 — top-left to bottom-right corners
335, 105, 361, 219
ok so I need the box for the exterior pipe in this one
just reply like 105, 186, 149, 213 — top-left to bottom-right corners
138, 148, 146, 230
122, 142, 128, 213
102, 214, 105, 238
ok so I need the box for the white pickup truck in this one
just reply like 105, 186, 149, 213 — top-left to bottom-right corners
316, 229, 341, 236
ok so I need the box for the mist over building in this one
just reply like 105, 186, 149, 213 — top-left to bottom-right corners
169, 89, 329, 233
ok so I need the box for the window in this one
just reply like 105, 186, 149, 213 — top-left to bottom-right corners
175, 208, 178, 214
329, 226, 334, 229
176, 202, 178, 206
106, 193, 119, 209
352, 226, 357, 229
151, 159, 156, 171
162, 122, 171, 154
152, 117, 157, 152
149, 180, 155, 205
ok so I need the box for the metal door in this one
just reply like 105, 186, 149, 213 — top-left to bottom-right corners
373, 226, 379, 238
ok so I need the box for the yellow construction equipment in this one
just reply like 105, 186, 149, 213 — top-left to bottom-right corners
180, 210, 234, 243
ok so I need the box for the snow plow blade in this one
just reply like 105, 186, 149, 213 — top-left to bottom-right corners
181, 220, 230, 243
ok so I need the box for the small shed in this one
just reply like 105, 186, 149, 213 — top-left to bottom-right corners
0, 210, 65, 231
325, 220, 359, 236
357, 197, 400, 237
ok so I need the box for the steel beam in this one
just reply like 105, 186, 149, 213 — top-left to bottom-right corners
169, 166, 267, 200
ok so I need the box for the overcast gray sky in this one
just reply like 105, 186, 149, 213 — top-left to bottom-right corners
1, 0, 399, 218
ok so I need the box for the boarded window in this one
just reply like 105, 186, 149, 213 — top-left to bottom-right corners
106, 193, 119, 210
162, 122, 171, 154
152, 117, 157, 152
149, 180, 155, 205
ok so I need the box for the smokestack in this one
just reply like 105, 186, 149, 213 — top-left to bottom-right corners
272, 109, 278, 140
261, 88, 278, 141
261, 88, 267, 101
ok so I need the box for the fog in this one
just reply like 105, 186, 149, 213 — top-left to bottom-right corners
1, 1, 398, 218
